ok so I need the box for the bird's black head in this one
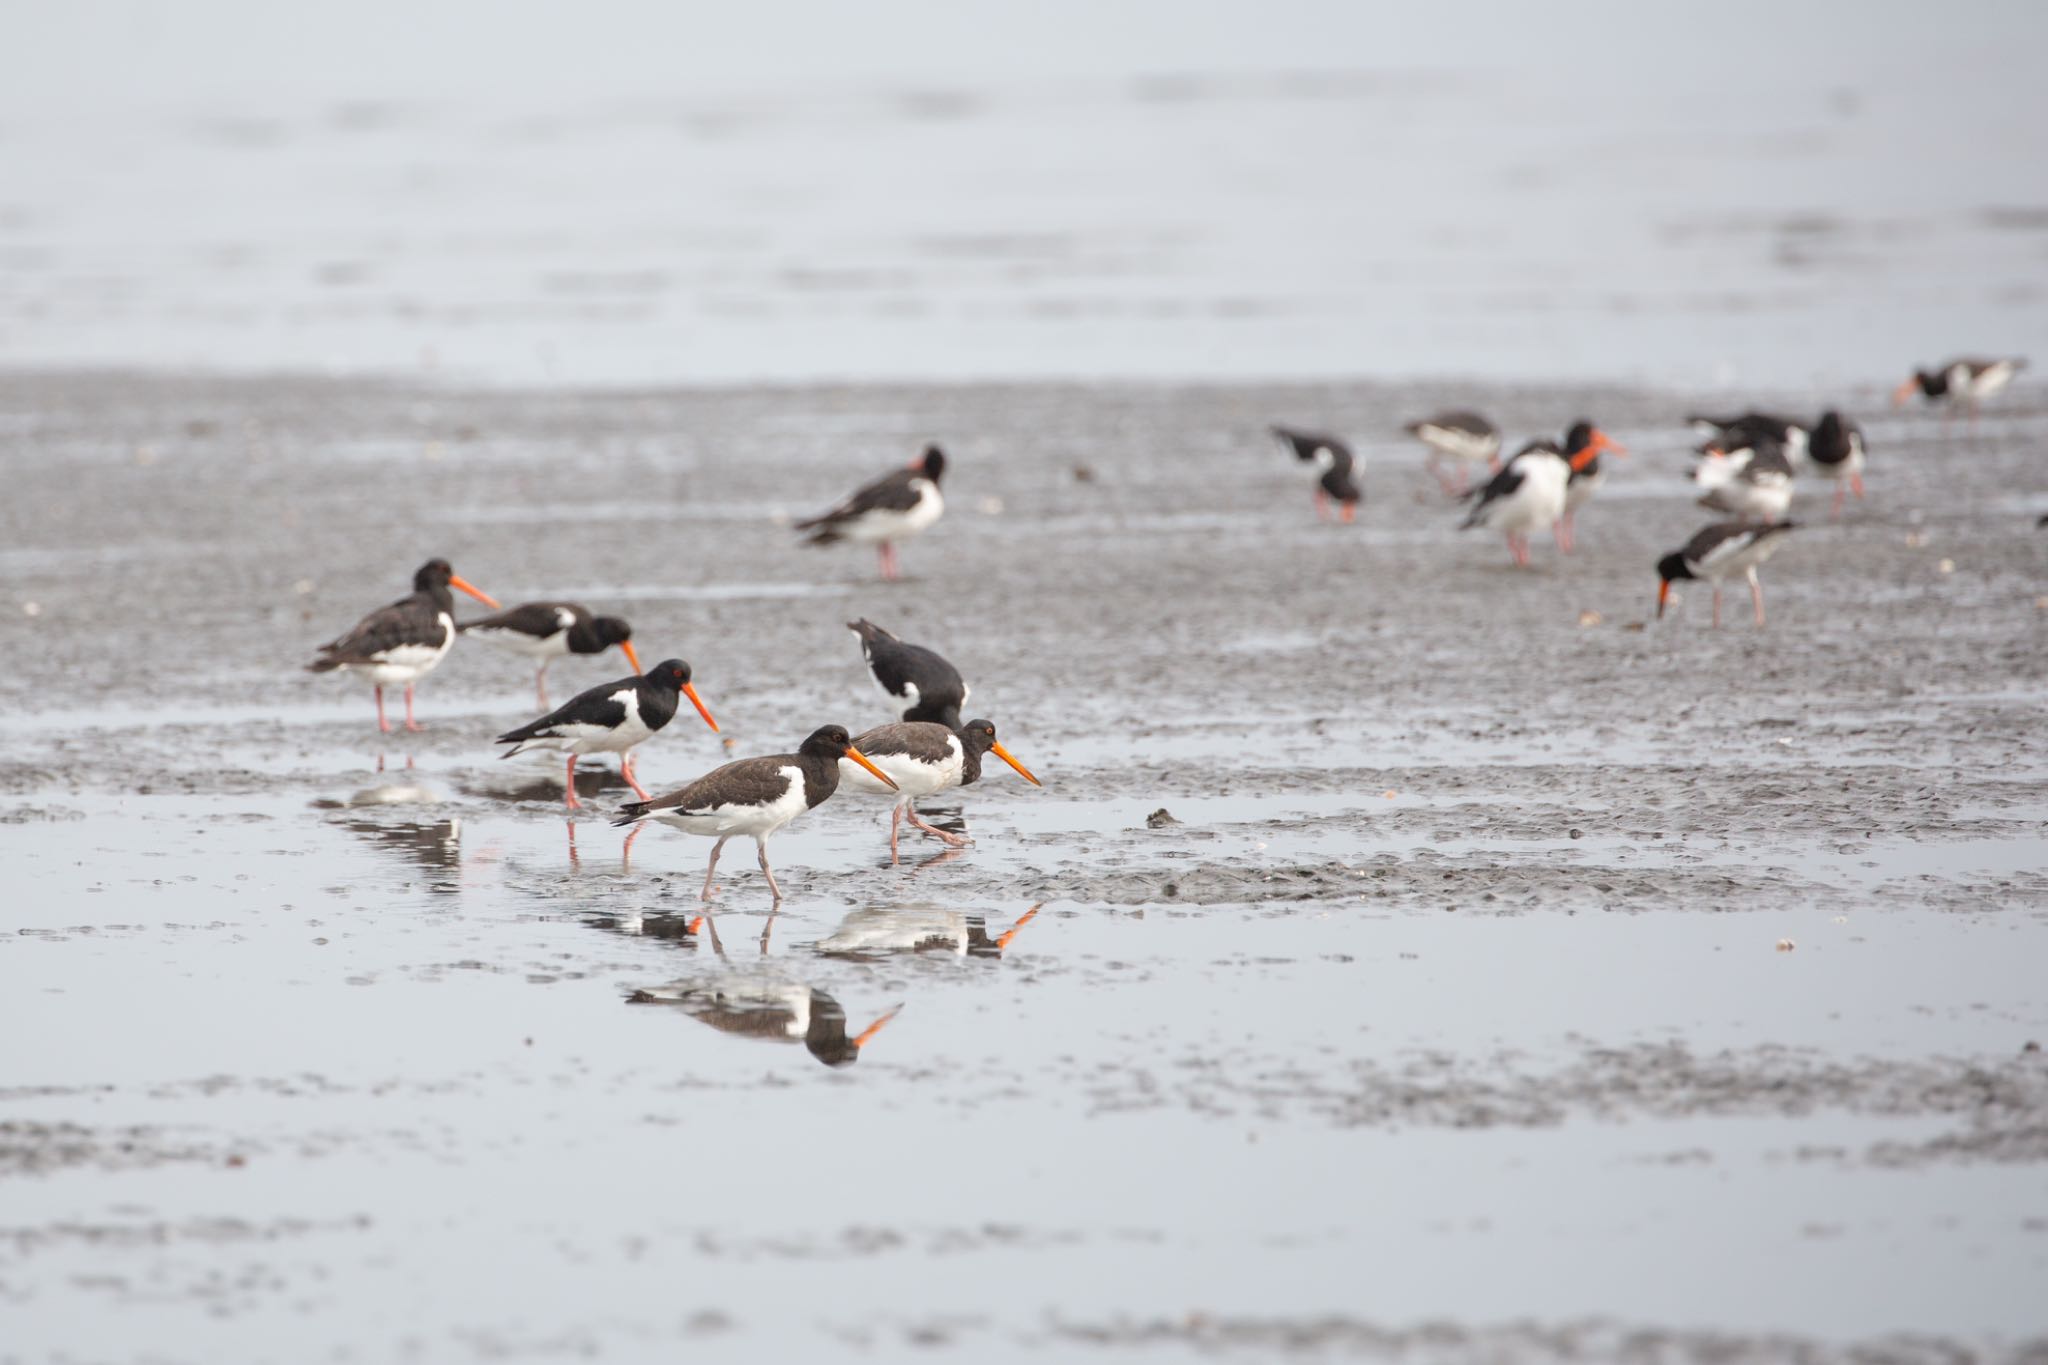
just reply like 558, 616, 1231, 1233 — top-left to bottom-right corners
846, 618, 891, 645
801, 724, 855, 757
1564, 421, 1597, 453
917, 445, 946, 482
592, 616, 633, 648
649, 658, 691, 688
1656, 550, 1692, 584
414, 559, 455, 591
959, 718, 998, 751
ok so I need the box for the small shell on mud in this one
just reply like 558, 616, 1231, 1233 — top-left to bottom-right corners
1904, 531, 1929, 548
21, 601, 40, 617
1577, 609, 1603, 627
1937, 558, 1955, 574
1775, 938, 1796, 952
1382, 790, 1397, 800
977, 496, 1005, 515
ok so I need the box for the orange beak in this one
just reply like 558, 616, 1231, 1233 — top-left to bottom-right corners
988, 740, 1041, 786
995, 905, 1040, 951
1657, 579, 1672, 619
843, 745, 898, 790
1592, 428, 1627, 457
1891, 377, 1919, 408
681, 681, 718, 732
850, 1002, 904, 1051
620, 640, 644, 675
449, 574, 500, 609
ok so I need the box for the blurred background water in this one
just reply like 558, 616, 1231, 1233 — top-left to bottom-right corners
1, 0, 2044, 388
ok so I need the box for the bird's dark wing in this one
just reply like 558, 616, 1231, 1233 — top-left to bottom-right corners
795, 468, 923, 533
861, 634, 965, 713
1407, 410, 1494, 437
1320, 461, 1361, 501
852, 722, 957, 764
1459, 462, 1526, 527
495, 677, 635, 745
1270, 425, 1351, 462
309, 594, 440, 668
461, 601, 584, 637
637, 755, 802, 817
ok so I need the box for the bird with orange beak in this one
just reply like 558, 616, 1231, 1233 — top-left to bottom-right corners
307, 558, 499, 733
493, 658, 719, 810
459, 601, 641, 709
1462, 422, 1622, 566
612, 724, 900, 901
1893, 357, 2026, 427
1557, 420, 1628, 552
1655, 521, 1797, 629
836, 717, 1042, 863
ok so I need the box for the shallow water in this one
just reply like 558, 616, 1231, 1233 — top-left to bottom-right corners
3, 371, 2047, 1360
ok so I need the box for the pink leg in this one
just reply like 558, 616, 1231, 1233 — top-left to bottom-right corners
403, 683, 421, 732
1850, 471, 1864, 499
564, 753, 581, 810
700, 836, 729, 900
889, 804, 905, 865
1750, 571, 1766, 627
375, 686, 391, 734
755, 840, 783, 902
620, 751, 650, 801
1314, 490, 1329, 521
621, 822, 644, 870
879, 543, 900, 580
535, 665, 550, 711
907, 806, 970, 848
566, 821, 581, 870
1712, 586, 1723, 629
1339, 501, 1355, 524
1831, 483, 1846, 519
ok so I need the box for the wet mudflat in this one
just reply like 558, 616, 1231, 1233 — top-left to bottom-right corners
2, 371, 2046, 1361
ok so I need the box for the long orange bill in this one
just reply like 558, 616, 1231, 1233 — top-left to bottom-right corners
844, 745, 898, 790
1891, 377, 1918, 408
850, 1002, 904, 1051
1657, 579, 1672, 619
995, 905, 1041, 951
682, 681, 719, 732
1593, 428, 1628, 457
449, 574, 501, 609
620, 640, 644, 675
989, 740, 1041, 786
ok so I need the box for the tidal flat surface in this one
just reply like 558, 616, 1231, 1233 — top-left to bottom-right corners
2, 371, 2046, 1361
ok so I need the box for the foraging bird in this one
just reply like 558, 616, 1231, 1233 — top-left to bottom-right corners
1656, 521, 1798, 628
816, 905, 1039, 959
1692, 436, 1794, 524
1687, 413, 1810, 469
1461, 424, 1620, 566
627, 972, 901, 1068
493, 659, 719, 809
307, 558, 499, 733
795, 445, 947, 581
1270, 425, 1363, 522
1556, 420, 1628, 552
847, 619, 967, 727
1404, 411, 1501, 496
459, 602, 639, 709
1893, 357, 2026, 425
611, 724, 897, 901
1807, 410, 1866, 517
837, 717, 1041, 862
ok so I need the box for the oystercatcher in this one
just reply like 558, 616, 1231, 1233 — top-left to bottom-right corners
459, 602, 639, 708
847, 619, 967, 726
1692, 436, 1794, 524
1404, 411, 1501, 495
1687, 412, 1810, 469
1461, 424, 1618, 566
493, 658, 719, 810
1808, 410, 1866, 517
1656, 521, 1798, 628
816, 905, 1039, 959
610, 724, 897, 901
1270, 425, 1363, 522
307, 558, 499, 733
627, 971, 901, 1068
1893, 357, 2026, 425
838, 717, 1041, 862
1557, 420, 1628, 552
795, 445, 946, 581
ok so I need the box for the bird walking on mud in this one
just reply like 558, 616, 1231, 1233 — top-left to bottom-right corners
1404, 411, 1501, 496
795, 445, 947, 581
307, 558, 499, 732
1893, 357, 2026, 427
460, 601, 640, 709
494, 658, 719, 809
1807, 411, 1867, 517
1269, 425, 1362, 522
837, 717, 1041, 862
611, 724, 898, 901
1656, 521, 1798, 628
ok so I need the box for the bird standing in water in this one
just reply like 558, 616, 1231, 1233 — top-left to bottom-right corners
307, 558, 499, 733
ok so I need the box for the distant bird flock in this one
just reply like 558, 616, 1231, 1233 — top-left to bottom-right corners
306, 356, 2023, 900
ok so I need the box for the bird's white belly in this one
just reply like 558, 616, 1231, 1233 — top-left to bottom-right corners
349, 615, 454, 684
839, 744, 961, 799
467, 624, 571, 661
817, 908, 968, 956
1479, 461, 1567, 533
1969, 362, 2015, 399
1419, 425, 1498, 462
1696, 535, 1788, 581
841, 482, 943, 543
656, 766, 809, 838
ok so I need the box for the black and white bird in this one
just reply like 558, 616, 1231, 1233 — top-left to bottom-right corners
1555, 420, 1628, 552
795, 445, 947, 581
494, 659, 719, 810
816, 905, 1039, 960
1893, 357, 2026, 425
1808, 410, 1867, 517
306, 558, 499, 733
627, 970, 901, 1068
1656, 521, 1798, 628
1404, 411, 1501, 495
1692, 436, 1794, 524
1461, 424, 1619, 566
837, 718, 1041, 862
459, 602, 639, 709
1270, 425, 1362, 522
611, 724, 898, 901
1687, 412, 1810, 470
847, 619, 967, 726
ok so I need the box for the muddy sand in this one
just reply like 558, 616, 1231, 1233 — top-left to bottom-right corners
2, 371, 2045, 1362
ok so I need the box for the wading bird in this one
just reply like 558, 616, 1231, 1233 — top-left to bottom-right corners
307, 558, 499, 733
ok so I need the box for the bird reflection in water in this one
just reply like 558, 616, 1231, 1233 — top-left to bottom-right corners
626, 971, 901, 1069
814, 905, 1039, 961
310, 765, 461, 886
